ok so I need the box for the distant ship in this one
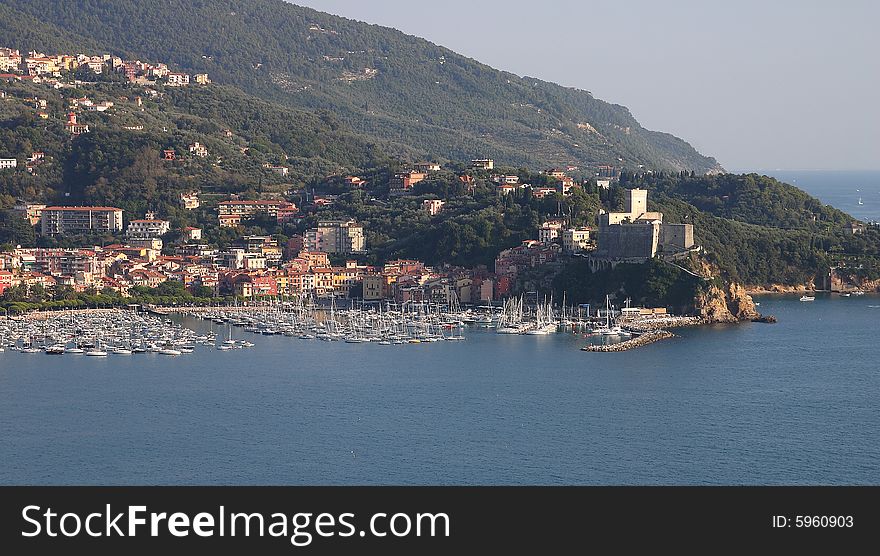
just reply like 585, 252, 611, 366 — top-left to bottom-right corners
858, 197, 864, 205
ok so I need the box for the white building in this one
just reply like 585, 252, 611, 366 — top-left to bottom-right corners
0, 158, 17, 170
305, 220, 365, 254
126, 212, 171, 238
223, 249, 266, 270
40, 206, 124, 237
189, 142, 208, 158
539, 220, 565, 244
422, 199, 445, 216
182, 227, 202, 241
563, 228, 592, 252
414, 162, 441, 173
167, 72, 190, 86
263, 164, 289, 176
470, 159, 495, 170
180, 192, 200, 210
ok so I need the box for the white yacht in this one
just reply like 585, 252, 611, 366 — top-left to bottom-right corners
799, 295, 816, 302
603, 325, 623, 336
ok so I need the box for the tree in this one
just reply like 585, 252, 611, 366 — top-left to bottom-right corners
53, 284, 78, 301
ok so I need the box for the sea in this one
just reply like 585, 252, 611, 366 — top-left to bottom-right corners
1, 294, 879, 486
752, 169, 880, 223
1, 171, 879, 486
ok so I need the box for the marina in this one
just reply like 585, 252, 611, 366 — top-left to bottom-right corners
0, 295, 691, 357
0, 309, 252, 355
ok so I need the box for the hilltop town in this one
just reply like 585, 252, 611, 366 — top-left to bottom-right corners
0, 46, 207, 86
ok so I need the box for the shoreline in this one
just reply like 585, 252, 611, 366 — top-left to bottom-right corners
745, 286, 879, 295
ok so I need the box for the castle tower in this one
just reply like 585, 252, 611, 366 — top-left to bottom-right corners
624, 188, 648, 218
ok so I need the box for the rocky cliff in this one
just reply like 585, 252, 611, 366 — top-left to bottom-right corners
695, 282, 761, 323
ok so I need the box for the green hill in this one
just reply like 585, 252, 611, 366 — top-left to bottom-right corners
0, 0, 722, 173
0, 78, 394, 222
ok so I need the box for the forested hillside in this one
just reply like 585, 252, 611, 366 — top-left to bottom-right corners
0, 0, 722, 173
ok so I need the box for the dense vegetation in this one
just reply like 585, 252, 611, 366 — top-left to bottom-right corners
0, 280, 228, 314
0, 0, 721, 173
622, 171, 851, 231
553, 257, 705, 311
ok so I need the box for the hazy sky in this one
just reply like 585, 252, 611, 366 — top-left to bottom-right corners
293, 0, 879, 171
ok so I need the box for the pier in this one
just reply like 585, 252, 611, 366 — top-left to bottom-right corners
582, 330, 676, 352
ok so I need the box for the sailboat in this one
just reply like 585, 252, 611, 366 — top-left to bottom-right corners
858, 197, 864, 205
525, 296, 557, 334
217, 324, 235, 350
592, 295, 621, 335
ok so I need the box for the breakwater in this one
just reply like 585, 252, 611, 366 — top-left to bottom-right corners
581, 330, 675, 352
623, 316, 702, 332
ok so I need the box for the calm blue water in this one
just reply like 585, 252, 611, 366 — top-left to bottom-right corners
757, 169, 880, 223
1, 294, 879, 485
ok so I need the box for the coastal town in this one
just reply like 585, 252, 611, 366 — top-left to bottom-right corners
0, 181, 697, 308
0, 44, 786, 353
0, 47, 685, 303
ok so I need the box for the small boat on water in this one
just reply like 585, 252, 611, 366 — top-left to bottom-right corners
851, 290, 865, 296
85, 349, 108, 356
45, 345, 66, 355
159, 348, 182, 356
799, 295, 816, 302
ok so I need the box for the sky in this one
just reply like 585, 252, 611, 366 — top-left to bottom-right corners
293, 0, 879, 171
